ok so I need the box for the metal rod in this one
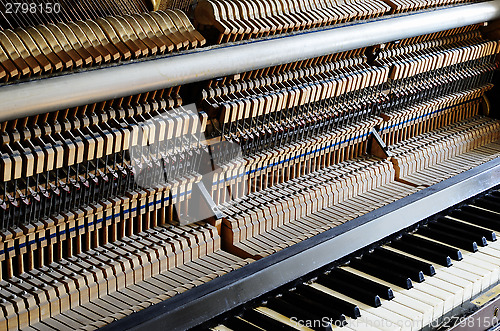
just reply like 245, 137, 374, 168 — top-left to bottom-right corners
0, 1, 499, 122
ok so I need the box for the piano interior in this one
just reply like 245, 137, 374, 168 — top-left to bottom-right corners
0, 0, 500, 330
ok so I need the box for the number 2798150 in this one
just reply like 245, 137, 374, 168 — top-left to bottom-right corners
4, 2, 61, 14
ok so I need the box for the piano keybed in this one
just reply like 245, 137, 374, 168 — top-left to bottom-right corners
204, 187, 500, 331
0, 0, 498, 330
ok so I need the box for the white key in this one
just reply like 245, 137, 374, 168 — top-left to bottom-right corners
422, 277, 462, 308
339, 267, 436, 329
212, 326, 234, 331
343, 266, 440, 323
384, 245, 485, 297
459, 255, 499, 286
478, 246, 500, 259
255, 307, 314, 330
344, 267, 437, 324
410, 281, 454, 316
471, 249, 500, 269
344, 315, 385, 331
439, 266, 483, 297
433, 270, 474, 303
384, 245, 483, 297
414, 225, 500, 286
379, 299, 425, 331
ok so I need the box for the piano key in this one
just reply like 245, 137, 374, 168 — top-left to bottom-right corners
280, 291, 347, 326
354, 249, 459, 316
482, 194, 500, 204
437, 216, 496, 242
385, 242, 452, 268
212, 324, 237, 331
372, 248, 435, 276
445, 258, 494, 293
250, 306, 311, 330
388, 234, 459, 265
384, 245, 482, 299
336, 269, 432, 325
348, 258, 413, 290
316, 273, 382, 307
450, 208, 500, 231
341, 317, 383, 331
265, 297, 333, 331
362, 300, 425, 331
223, 316, 265, 330
342, 266, 440, 323
296, 284, 361, 319
429, 270, 475, 304
471, 200, 500, 214
474, 245, 500, 262
411, 234, 496, 290
462, 243, 500, 284
361, 254, 425, 283
413, 275, 463, 308
416, 226, 478, 252
426, 220, 488, 247
459, 254, 500, 286
386, 225, 500, 303
465, 204, 500, 219
309, 283, 409, 331
327, 268, 394, 300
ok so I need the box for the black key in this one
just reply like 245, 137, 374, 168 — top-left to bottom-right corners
464, 204, 500, 219
427, 221, 488, 247
437, 216, 496, 242
296, 284, 361, 318
490, 191, 500, 199
388, 235, 456, 267
329, 268, 394, 300
281, 291, 347, 327
452, 208, 500, 231
479, 196, 500, 210
349, 258, 413, 290
224, 316, 265, 331
362, 254, 425, 283
484, 194, 500, 203
266, 297, 332, 331
374, 248, 436, 276
316, 273, 382, 307
243, 308, 297, 331
471, 200, 500, 214
404, 233, 463, 260
416, 227, 478, 252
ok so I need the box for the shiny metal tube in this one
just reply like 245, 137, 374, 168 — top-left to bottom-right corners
0, 0, 499, 122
